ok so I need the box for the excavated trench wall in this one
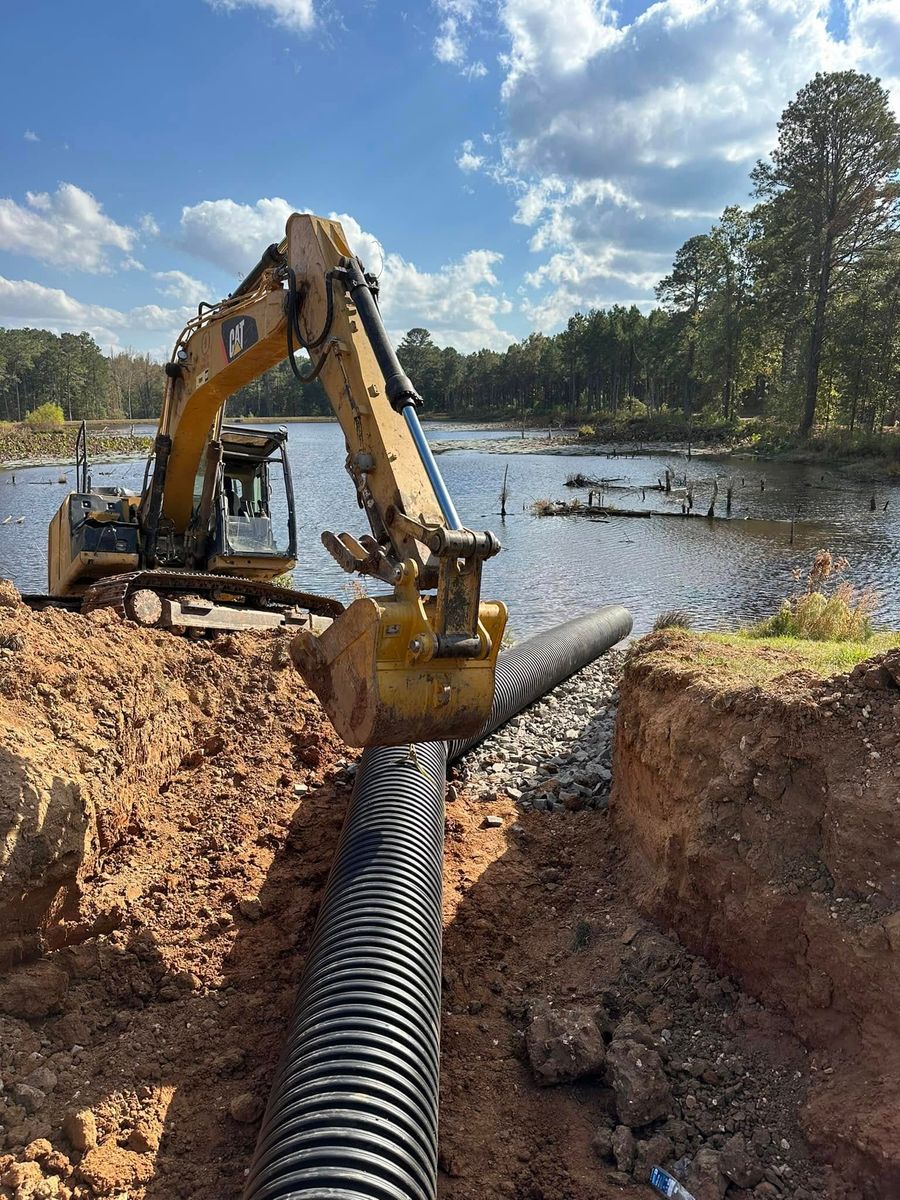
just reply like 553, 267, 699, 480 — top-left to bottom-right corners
611, 632, 900, 1195
0, 582, 301, 967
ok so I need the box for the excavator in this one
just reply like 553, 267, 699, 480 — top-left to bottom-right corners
44, 212, 507, 747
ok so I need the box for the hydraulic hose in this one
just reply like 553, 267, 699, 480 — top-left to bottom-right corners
243, 604, 633, 1200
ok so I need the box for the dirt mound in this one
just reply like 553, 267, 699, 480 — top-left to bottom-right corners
612, 632, 900, 1197
0, 584, 351, 1198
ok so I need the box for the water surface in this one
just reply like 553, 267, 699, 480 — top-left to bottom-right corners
1, 423, 896, 638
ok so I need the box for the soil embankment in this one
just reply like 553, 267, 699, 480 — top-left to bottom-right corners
613, 632, 900, 1196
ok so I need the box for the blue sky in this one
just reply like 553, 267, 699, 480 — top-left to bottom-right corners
1, 0, 898, 358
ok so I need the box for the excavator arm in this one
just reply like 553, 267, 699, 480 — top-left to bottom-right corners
147, 213, 507, 746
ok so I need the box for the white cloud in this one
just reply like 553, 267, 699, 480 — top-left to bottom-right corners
204, 0, 314, 33
0, 183, 135, 273
138, 213, 160, 238
380, 248, 514, 351
23, 130, 39, 143
121, 256, 145, 271
456, 139, 485, 172
178, 196, 513, 350
0, 275, 191, 352
153, 269, 212, 305
433, 0, 488, 77
435, 16, 466, 63
179, 197, 296, 275
472, 0, 900, 330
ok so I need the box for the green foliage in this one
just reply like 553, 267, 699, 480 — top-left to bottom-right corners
0, 328, 163, 423
24, 402, 64, 430
578, 424, 595, 438
752, 71, 900, 436
748, 551, 877, 642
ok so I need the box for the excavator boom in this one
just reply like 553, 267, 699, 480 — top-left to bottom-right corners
90, 214, 506, 746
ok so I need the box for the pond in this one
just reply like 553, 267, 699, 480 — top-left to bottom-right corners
1, 422, 896, 638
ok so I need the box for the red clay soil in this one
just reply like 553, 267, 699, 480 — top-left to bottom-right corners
0, 593, 861, 1199
612, 631, 900, 1199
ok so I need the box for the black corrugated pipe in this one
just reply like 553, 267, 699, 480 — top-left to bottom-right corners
243, 605, 633, 1200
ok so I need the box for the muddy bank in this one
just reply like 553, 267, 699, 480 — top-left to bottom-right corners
431, 435, 734, 460
0, 428, 151, 471
612, 632, 900, 1196
0, 585, 352, 1198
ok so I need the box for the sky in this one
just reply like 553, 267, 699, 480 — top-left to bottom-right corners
1, 0, 898, 360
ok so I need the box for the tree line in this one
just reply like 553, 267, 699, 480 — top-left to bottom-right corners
395, 70, 900, 439
2, 71, 897, 441
0, 328, 167, 423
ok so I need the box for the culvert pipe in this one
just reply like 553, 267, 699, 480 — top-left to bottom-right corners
243, 604, 633, 1200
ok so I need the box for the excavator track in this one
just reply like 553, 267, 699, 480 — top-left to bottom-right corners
80, 569, 344, 627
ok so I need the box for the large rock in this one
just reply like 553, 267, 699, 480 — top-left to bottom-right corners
63, 1108, 97, 1152
77, 1139, 153, 1195
0, 962, 68, 1019
525, 1004, 606, 1086
611, 1125, 635, 1173
606, 1037, 672, 1127
684, 1145, 727, 1200
633, 1132, 674, 1183
720, 1133, 764, 1189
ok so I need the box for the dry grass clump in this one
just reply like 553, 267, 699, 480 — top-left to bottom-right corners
750, 550, 877, 642
653, 609, 693, 631
530, 498, 583, 516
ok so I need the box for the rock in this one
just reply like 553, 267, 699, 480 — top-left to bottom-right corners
171, 971, 201, 997
238, 898, 263, 921
483, 816, 504, 829
591, 1127, 613, 1161
720, 1133, 764, 1189
21, 1139, 53, 1162
77, 1139, 153, 1195
611, 1125, 635, 1173
0, 963, 68, 1020
51, 1013, 90, 1048
14, 1085, 46, 1114
63, 1109, 97, 1152
633, 1133, 674, 1182
750, 1128, 772, 1153
613, 1013, 655, 1047
126, 1119, 161, 1154
229, 1091, 263, 1123
685, 1145, 727, 1200
606, 1037, 672, 1127
2, 1161, 45, 1195
24, 1068, 57, 1095
525, 1005, 606, 1086
41, 1152, 71, 1177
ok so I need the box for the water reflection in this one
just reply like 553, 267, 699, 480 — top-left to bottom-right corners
1, 424, 897, 638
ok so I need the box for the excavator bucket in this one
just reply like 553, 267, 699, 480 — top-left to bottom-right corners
290, 594, 508, 747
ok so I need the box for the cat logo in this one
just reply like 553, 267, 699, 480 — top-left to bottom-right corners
222, 315, 259, 363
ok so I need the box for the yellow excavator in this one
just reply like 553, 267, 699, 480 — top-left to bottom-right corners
45, 212, 507, 747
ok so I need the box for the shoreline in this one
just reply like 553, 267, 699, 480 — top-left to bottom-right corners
1, 450, 148, 473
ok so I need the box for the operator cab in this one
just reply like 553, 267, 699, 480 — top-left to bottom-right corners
203, 425, 297, 577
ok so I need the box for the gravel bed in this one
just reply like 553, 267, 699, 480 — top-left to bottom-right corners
451, 647, 626, 811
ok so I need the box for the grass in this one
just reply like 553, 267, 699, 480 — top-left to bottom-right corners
653, 609, 692, 631
693, 630, 900, 683
748, 551, 877, 643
